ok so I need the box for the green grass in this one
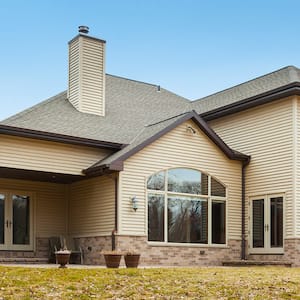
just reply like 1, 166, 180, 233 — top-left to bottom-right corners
0, 266, 299, 299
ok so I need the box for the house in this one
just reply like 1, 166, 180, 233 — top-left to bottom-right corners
0, 26, 299, 266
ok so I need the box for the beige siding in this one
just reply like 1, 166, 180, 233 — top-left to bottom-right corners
210, 97, 294, 238
68, 37, 80, 108
69, 176, 115, 236
0, 178, 67, 237
0, 135, 111, 175
120, 120, 242, 239
68, 35, 105, 116
296, 97, 300, 236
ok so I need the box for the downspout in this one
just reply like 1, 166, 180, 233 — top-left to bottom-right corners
111, 174, 118, 250
241, 158, 250, 260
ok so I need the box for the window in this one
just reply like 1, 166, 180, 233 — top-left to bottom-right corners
147, 168, 226, 245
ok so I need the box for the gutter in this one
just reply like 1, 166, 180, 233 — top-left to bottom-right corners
241, 157, 251, 260
201, 83, 300, 121
111, 175, 118, 250
0, 124, 124, 150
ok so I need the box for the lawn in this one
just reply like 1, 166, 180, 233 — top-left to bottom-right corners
0, 266, 299, 299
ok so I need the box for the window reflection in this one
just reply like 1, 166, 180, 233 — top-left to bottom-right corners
147, 168, 226, 245
168, 197, 207, 243
148, 194, 164, 242
211, 177, 226, 197
147, 171, 165, 191
168, 168, 208, 195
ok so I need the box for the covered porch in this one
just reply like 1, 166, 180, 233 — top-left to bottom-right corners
0, 167, 117, 264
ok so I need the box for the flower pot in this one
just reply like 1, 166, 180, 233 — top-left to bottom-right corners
104, 254, 122, 268
124, 254, 140, 268
55, 251, 71, 268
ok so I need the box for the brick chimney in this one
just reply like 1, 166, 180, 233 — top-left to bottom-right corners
68, 26, 106, 116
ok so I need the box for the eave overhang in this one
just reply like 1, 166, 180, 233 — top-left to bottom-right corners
200, 82, 300, 121
0, 124, 124, 150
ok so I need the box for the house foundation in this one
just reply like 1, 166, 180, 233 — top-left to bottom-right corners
247, 238, 300, 267
75, 235, 241, 266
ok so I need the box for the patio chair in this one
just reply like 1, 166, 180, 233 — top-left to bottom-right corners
60, 236, 84, 264
48, 236, 62, 263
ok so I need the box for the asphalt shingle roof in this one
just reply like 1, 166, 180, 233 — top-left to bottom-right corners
2, 65, 300, 171
191, 65, 300, 114
1, 75, 190, 145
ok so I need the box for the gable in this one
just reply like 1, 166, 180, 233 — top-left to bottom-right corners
84, 111, 249, 175
125, 119, 242, 176
119, 119, 243, 238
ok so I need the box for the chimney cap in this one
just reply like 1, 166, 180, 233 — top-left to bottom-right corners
78, 25, 89, 34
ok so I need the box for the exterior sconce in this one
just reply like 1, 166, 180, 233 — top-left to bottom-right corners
131, 196, 138, 211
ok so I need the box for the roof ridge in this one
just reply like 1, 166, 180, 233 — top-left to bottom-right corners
192, 65, 300, 103
145, 111, 191, 127
106, 73, 159, 88
106, 73, 190, 102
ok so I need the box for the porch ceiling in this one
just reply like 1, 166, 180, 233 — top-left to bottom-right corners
0, 167, 84, 184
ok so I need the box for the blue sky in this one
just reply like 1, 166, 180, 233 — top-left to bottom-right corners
1, 0, 300, 120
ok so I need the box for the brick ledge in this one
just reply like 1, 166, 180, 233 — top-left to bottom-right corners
222, 260, 292, 267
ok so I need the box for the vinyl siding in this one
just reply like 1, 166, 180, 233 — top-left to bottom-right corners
68, 37, 80, 108
68, 35, 105, 116
81, 38, 105, 116
0, 135, 111, 175
0, 178, 67, 237
68, 176, 115, 236
296, 97, 300, 236
209, 97, 294, 238
120, 120, 242, 240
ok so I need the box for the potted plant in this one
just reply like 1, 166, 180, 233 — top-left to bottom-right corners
124, 250, 141, 268
102, 250, 123, 268
55, 249, 71, 268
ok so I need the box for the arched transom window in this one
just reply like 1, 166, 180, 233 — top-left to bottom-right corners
147, 168, 226, 245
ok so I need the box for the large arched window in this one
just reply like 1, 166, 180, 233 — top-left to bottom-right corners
147, 168, 226, 245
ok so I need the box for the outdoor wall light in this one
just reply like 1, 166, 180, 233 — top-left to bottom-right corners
131, 196, 138, 211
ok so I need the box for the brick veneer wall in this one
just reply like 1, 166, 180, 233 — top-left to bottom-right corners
284, 239, 300, 266
75, 236, 112, 265
116, 236, 241, 266
3, 236, 299, 266
248, 238, 300, 267
74, 235, 241, 266
0, 237, 48, 259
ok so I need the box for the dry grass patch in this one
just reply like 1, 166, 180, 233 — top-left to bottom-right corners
0, 266, 299, 299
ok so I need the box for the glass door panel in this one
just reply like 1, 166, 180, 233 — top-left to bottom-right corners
0, 194, 5, 244
270, 197, 283, 248
12, 195, 30, 245
252, 199, 264, 248
0, 192, 33, 250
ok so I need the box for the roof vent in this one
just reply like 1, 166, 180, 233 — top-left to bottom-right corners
78, 25, 89, 34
